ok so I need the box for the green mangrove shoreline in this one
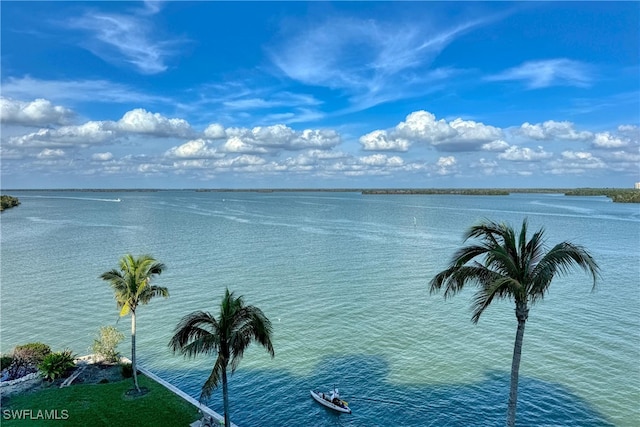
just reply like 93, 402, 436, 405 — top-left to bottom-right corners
0, 195, 21, 211
361, 188, 640, 203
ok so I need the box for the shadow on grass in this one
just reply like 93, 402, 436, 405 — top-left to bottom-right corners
160, 355, 614, 427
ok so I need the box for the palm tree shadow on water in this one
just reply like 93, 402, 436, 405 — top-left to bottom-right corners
161, 355, 613, 426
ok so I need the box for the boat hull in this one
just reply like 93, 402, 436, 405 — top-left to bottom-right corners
310, 390, 351, 414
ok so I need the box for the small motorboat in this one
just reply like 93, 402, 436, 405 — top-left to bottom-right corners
310, 388, 351, 414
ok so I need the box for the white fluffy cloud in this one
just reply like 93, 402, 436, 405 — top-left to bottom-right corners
517, 120, 593, 141
7, 108, 195, 149
36, 148, 65, 159
481, 139, 510, 152
1, 97, 74, 126
433, 156, 457, 175
92, 152, 114, 161
293, 129, 341, 150
498, 146, 552, 161
203, 123, 226, 139
359, 130, 409, 151
547, 150, 606, 174
395, 111, 457, 142
223, 124, 340, 152
9, 121, 117, 147
221, 136, 269, 154
601, 150, 640, 163
360, 110, 503, 152
117, 109, 193, 138
165, 139, 219, 158
592, 132, 629, 148
214, 155, 266, 169
359, 154, 404, 167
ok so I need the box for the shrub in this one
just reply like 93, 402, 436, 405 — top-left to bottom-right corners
91, 325, 125, 363
0, 195, 20, 211
1, 355, 13, 371
39, 349, 76, 381
7, 342, 52, 380
13, 342, 51, 365
120, 362, 133, 378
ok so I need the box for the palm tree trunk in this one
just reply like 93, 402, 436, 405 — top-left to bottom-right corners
507, 303, 528, 427
131, 310, 140, 392
222, 368, 230, 426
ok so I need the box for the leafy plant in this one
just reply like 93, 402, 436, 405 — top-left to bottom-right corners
6, 342, 52, 380
1, 355, 13, 371
13, 342, 51, 365
120, 362, 133, 378
39, 349, 76, 381
91, 325, 125, 363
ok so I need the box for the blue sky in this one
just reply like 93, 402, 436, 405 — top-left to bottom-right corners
1, 1, 638, 189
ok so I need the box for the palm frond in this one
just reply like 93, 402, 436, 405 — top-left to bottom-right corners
529, 241, 600, 303
140, 285, 170, 304
449, 244, 491, 267
484, 243, 518, 278
470, 276, 521, 323
522, 227, 546, 277
200, 356, 226, 402
169, 311, 220, 357
228, 306, 274, 372
99, 269, 123, 282
430, 218, 599, 322
119, 304, 131, 317
101, 254, 167, 314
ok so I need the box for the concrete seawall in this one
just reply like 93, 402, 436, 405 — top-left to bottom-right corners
137, 365, 238, 427
117, 356, 237, 427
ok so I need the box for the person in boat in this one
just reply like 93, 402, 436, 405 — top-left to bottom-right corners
331, 388, 342, 406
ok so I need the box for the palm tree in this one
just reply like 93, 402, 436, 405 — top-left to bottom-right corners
429, 219, 599, 427
169, 288, 274, 427
100, 254, 168, 392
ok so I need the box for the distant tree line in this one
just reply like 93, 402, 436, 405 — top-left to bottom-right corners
0, 195, 20, 211
564, 188, 640, 203
362, 189, 509, 195
362, 188, 640, 202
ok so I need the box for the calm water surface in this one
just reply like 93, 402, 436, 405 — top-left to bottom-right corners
1, 191, 638, 426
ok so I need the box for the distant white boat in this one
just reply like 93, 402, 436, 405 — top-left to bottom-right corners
115, 198, 121, 202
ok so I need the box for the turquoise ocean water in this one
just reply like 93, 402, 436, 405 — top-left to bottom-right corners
1, 191, 638, 426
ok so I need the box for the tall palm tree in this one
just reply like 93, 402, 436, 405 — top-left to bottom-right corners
429, 219, 599, 427
169, 288, 274, 427
100, 254, 168, 392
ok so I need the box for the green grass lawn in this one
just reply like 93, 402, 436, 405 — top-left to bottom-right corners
1, 375, 200, 426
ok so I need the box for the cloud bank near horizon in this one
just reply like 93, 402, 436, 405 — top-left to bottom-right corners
2, 96, 638, 187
